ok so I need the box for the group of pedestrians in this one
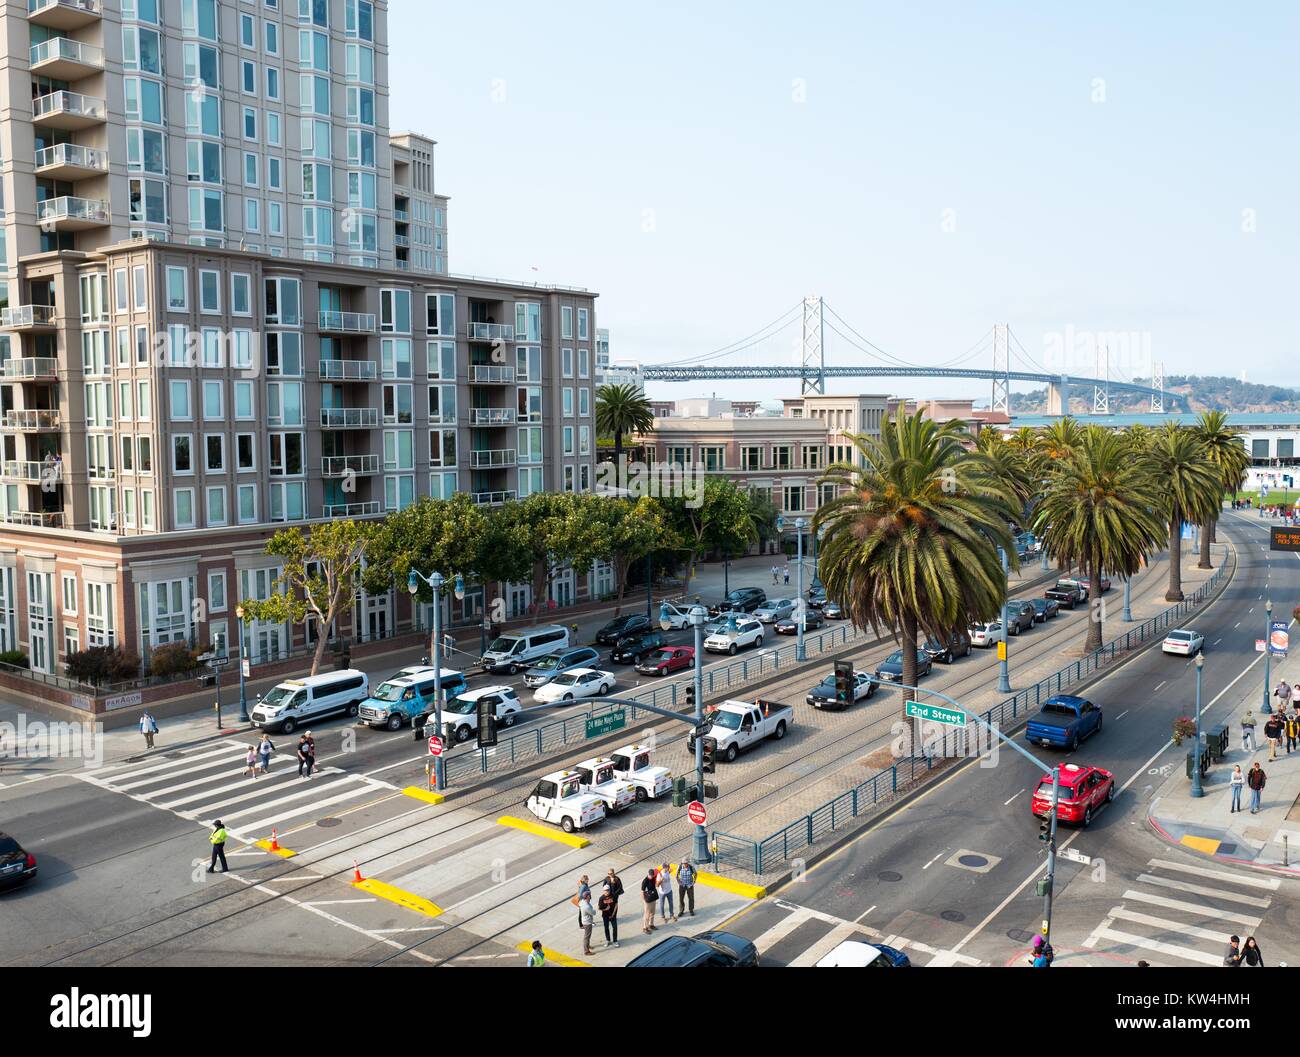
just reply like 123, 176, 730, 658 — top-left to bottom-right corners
770, 564, 790, 586
242, 733, 277, 777
1229, 762, 1267, 813
295, 732, 317, 778
1224, 934, 1266, 966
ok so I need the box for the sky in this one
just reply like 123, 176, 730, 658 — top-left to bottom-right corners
388, 1, 1300, 407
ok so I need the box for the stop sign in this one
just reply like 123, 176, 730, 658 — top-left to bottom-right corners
427, 735, 444, 757
687, 800, 707, 825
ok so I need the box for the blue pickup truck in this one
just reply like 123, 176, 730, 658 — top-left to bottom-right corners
1026, 694, 1103, 751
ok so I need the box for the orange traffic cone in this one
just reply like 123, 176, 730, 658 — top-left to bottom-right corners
269, 829, 280, 852
353, 860, 364, 883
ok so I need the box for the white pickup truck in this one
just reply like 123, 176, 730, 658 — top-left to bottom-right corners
573, 756, 637, 814
609, 744, 674, 801
525, 770, 608, 833
687, 699, 794, 763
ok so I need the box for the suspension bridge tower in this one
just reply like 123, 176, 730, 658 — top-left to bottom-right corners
801, 296, 825, 394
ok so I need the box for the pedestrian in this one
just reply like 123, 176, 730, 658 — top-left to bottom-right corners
1224, 934, 1243, 967
640, 867, 658, 933
1028, 934, 1053, 967
244, 745, 258, 778
1265, 716, 1282, 760
1275, 680, 1293, 713
676, 857, 697, 917
1229, 765, 1244, 813
578, 890, 596, 955
657, 861, 675, 922
1241, 710, 1256, 753
771, 565, 778, 585
526, 939, 545, 967
139, 710, 158, 750
207, 819, 229, 873
783, 566, 790, 586
297, 735, 312, 778
303, 731, 316, 776
1247, 762, 1266, 813
598, 882, 619, 947
1287, 710, 1300, 755
573, 873, 591, 927
258, 733, 275, 773
1242, 936, 1264, 967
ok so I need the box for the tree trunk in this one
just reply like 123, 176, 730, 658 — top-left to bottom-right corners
614, 432, 623, 474
1085, 562, 1103, 653
612, 554, 628, 617
900, 611, 918, 707
310, 618, 330, 676
1199, 516, 1215, 569
531, 559, 548, 625
1166, 514, 1184, 602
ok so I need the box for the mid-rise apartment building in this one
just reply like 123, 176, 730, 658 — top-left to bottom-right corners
782, 393, 889, 467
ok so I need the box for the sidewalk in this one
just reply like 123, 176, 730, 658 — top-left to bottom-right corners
1148, 632, 1300, 877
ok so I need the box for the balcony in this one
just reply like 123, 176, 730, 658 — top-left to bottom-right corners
470, 407, 516, 426
321, 455, 380, 477
32, 90, 105, 129
0, 358, 59, 381
467, 322, 515, 342
3, 410, 61, 432
28, 0, 100, 30
320, 407, 379, 430
393, 208, 410, 223
322, 501, 382, 518
1, 461, 57, 483
470, 365, 514, 385
4, 510, 64, 529
318, 359, 377, 381
30, 36, 104, 79
471, 490, 517, 507
470, 449, 517, 469
394, 234, 410, 248
394, 259, 410, 272
37, 195, 110, 231
318, 310, 376, 334
35, 142, 108, 180
0, 306, 57, 330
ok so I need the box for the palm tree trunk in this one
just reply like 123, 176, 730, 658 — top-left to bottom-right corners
1198, 516, 1215, 570
614, 430, 623, 473
1166, 514, 1184, 602
900, 611, 918, 707
1085, 563, 1103, 653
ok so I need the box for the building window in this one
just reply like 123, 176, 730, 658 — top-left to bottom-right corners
166, 267, 188, 310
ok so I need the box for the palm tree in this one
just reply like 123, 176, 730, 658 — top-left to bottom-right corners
814, 410, 1019, 709
1008, 426, 1040, 456
1033, 426, 1165, 652
1141, 424, 1222, 601
976, 427, 1035, 521
1190, 410, 1249, 568
1121, 423, 1151, 455
595, 383, 655, 470
1036, 417, 1084, 464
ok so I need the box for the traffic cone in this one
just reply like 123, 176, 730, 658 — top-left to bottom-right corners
269, 829, 280, 852
353, 860, 364, 883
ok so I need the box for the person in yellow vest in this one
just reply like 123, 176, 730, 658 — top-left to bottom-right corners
207, 819, 229, 873
525, 940, 545, 967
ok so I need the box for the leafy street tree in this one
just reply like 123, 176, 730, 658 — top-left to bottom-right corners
240, 520, 373, 675
661, 477, 758, 592
815, 411, 1019, 708
1140, 424, 1222, 601
1033, 426, 1165, 652
495, 492, 608, 622
1190, 410, 1250, 567
589, 496, 675, 615
595, 382, 655, 469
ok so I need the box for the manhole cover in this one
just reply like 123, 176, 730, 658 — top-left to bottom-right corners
1007, 929, 1035, 943
941, 910, 966, 923
164, 752, 187, 759
946, 849, 1001, 874
877, 870, 902, 882
957, 854, 988, 869
316, 817, 342, 828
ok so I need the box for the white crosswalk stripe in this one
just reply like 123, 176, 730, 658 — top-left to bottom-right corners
1082, 858, 1278, 966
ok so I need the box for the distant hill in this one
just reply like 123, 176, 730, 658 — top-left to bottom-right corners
1008, 376, 1300, 415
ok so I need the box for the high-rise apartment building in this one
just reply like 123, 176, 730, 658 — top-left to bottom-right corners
0, 1, 600, 675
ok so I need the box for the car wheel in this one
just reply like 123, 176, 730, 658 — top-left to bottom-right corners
561, 816, 575, 833
600, 682, 612, 695
726, 743, 740, 763
508, 663, 520, 675
347, 702, 359, 718
774, 721, 787, 740
635, 787, 648, 802
281, 718, 296, 735
502, 712, 516, 728
1082, 806, 1093, 827
755, 636, 763, 648
563, 693, 574, 701
386, 713, 402, 732
728, 643, 738, 656
1069, 733, 1079, 752
1107, 783, 1116, 802
456, 725, 472, 743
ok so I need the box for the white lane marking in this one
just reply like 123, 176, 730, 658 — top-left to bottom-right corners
1135, 874, 1272, 909
1153, 681, 1167, 692
790, 922, 861, 967
1004, 789, 1025, 805
1116, 710, 1130, 721
1147, 857, 1281, 890
93, 744, 236, 783
1235, 622, 1242, 628
922, 850, 945, 870
1122, 888, 1263, 927
301, 898, 377, 906
228, 779, 377, 835
1088, 926, 1222, 966
1213, 639, 1222, 645
1106, 907, 1251, 944
751, 907, 813, 953
854, 904, 877, 924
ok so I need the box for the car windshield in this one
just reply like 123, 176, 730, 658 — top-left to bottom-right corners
530, 655, 562, 671
886, 651, 903, 664
372, 680, 413, 702
262, 685, 302, 708
816, 676, 836, 691
446, 696, 478, 714
652, 650, 675, 662
0, 836, 19, 854
551, 673, 581, 686
710, 711, 743, 730
487, 636, 522, 654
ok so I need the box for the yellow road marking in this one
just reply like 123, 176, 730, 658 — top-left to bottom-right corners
352, 877, 443, 917
497, 815, 590, 848
693, 870, 766, 900
1180, 834, 1221, 856
515, 942, 590, 967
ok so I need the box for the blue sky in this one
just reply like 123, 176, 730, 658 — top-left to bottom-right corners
389, 1, 1299, 406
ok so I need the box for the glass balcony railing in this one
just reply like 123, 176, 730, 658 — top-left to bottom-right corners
470, 365, 514, 384
30, 36, 104, 72
1, 461, 57, 483
318, 310, 376, 333
318, 359, 377, 381
471, 490, 517, 507
3, 410, 61, 431
0, 306, 56, 329
321, 455, 380, 477
467, 322, 515, 342
470, 407, 516, 426
35, 142, 107, 173
470, 449, 517, 469
37, 195, 109, 226
4, 510, 64, 528
319, 407, 379, 429
32, 89, 106, 124
0, 358, 58, 380
322, 501, 382, 518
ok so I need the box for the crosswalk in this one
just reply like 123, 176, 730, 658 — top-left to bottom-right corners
1081, 857, 1280, 966
737, 898, 983, 967
78, 742, 399, 840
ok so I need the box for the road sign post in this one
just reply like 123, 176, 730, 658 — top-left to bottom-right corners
427, 735, 444, 757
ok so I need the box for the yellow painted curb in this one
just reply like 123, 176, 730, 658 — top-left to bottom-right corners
352, 877, 443, 917
1180, 834, 1221, 856
254, 839, 297, 859
497, 815, 590, 848
402, 786, 446, 805
693, 870, 766, 900
515, 941, 591, 967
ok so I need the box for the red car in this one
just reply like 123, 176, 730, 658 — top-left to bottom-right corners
1030, 763, 1115, 827
635, 646, 695, 676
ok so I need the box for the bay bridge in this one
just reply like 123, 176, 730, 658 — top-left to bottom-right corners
638, 297, 1180, 415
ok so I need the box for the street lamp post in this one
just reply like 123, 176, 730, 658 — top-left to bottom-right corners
236, 604, 249, 723
998, 547, 1012, 694
1191, 652, 1206, 798
1122, 576, 1133, 622
1263, 599, 1274, 714
408, 568, 447, 791
795, 517, 808, 662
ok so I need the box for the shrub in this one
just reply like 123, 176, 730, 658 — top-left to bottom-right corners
0, 649, 29, 669
65, 646, 141, 685
148, 642, 202, 677
1171, 715, 1197, 747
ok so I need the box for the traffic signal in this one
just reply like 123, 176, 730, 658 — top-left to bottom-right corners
671, 776, 688, 807
702, 737, 717, 774
476, 698, 498, 748
834, 660, 853, 705
1038, 813, 1051, 843
685, 684, 696, 709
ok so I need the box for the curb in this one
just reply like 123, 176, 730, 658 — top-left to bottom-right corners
1145, 811, 1300, 879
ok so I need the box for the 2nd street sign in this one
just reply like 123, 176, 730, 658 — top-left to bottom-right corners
585, 708, 626, 739
904, 700, 966, 727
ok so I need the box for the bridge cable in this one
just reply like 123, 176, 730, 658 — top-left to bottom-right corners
655, 302, 804, 367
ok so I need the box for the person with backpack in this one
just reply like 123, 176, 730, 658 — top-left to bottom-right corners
677, 858, 698, 917
598, 883, 619, 948
139, 710, 159, 750
1224, 935, 1243, 967
640, 867, 658, 934
257, 733, 275, 773
297, 735, 312, 778
1028, 934, 1053, 967
1247, 762, 1267, 813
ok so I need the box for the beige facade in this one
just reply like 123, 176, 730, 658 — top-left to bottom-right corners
783, 393, 889, 468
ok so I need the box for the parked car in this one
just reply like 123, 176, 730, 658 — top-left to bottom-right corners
923, 632, 971, 664
1026, 694, 1103, 751
525, 770, 607, 832
481, 624, 571, 673
595, 613, 651, 645
636, 645, 695, 676
522, 646, 603, 689
610, 629, 666, 665
806, 670, 875, 709
610, 743, 674, 800
807, 586, 829, 609
1030, 763, 1115, 827
709, 587, 767, 616
572, 757, 637, 814
1162, 629, 1205, 656
655, 602, 691, 630
532, 668, 616, 705
875, 649, 933, 682
1005, 600, 1036, 636
816, 941, 911, 967
251, 670, 369, 734
968, 622, 1002, 648
358, 667, 466, 731
703, 618, 764, 655
822, 600, 844, 619
442, 685, 522, 743
1028, 598, 1060, 622
0, 831, 37, 890
1045, 581, 1088, 609
626, 930, 759, 967
754, 598, 797, 623
775, 608, 825, 634
687, 699, 794, 763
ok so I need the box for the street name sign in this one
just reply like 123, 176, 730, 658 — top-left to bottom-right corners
585, 708, 626, 739
904, 701, 966, 727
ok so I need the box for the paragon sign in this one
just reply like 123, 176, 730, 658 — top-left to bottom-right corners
1270, 527, 1300, 552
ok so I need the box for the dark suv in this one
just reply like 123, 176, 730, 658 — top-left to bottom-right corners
595, 613, 651, 645
610, 630, 666, 665
708, 587, 766, 616
923, 632, 971, 664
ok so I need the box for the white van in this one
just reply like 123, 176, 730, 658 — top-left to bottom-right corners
251, 669, 370, 734
480, 624, 571, 674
